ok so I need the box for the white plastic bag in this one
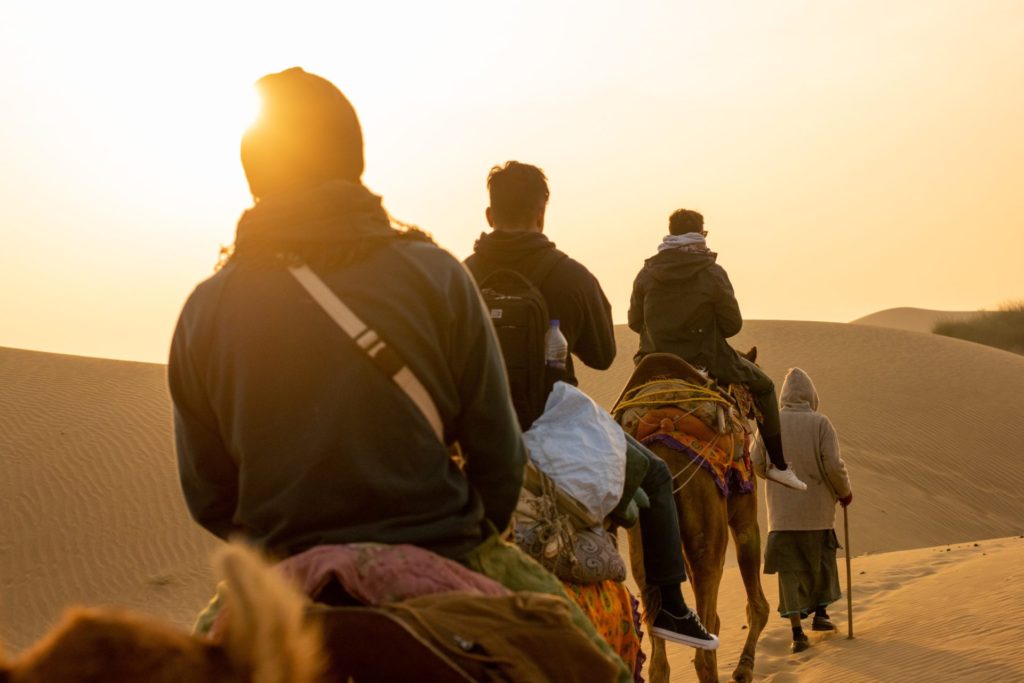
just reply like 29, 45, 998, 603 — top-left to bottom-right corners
522, 382, 627, 520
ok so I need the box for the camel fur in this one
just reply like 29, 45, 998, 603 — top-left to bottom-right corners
0, 544, 323, 683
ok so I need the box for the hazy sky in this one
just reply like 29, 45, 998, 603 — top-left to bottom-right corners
2, 1, 1021, 363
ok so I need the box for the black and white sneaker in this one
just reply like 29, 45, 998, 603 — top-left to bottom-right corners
650, 609, 720, 650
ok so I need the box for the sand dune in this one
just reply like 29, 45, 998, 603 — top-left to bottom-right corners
2, 319, 1023, 681
850, 307, 977, 334
0, 347, 218, 652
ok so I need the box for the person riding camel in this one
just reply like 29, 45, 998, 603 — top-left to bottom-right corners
169, 70, 631, 681
465, 163, 719, 650
170, 68, 527, 560
628, 209, 807, 491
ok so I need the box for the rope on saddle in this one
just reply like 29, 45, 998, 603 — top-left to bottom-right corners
636, 407, 697, 429
670, 450, 705, 494
669, 432, 726, 494
614, 377, 754, 495
612, 379, 733, 416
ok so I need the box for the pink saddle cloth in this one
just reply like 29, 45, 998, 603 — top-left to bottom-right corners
276, 543, 511, 605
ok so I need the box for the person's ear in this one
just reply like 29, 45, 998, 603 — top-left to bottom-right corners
485, 207, 495, 228
536, 205, 547, 233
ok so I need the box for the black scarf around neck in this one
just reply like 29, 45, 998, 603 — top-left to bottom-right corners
231, 181, 396, 264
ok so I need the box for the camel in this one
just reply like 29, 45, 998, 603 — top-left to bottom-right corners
0, 544, 324, 683
614, 352, 770, 683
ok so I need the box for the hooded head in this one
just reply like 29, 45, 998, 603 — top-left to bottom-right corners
779, 367, 819, 410
241, 67, 364, 200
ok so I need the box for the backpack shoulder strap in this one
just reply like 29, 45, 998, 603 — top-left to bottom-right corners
470, 249, 567, 291
465, 252, 505, 287
522, 249, 568, 291
288, 263, 444, 445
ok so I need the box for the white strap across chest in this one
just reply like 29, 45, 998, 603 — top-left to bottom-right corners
288, 263, 444, 445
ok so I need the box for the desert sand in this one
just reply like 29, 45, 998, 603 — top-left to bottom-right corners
2, 317, 1023, 680
701, 536, 1024, 682
0, 347, 218, 652
849, 307, 977, 335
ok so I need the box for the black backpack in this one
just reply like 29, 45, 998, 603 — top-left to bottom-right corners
466, 251, 567, 430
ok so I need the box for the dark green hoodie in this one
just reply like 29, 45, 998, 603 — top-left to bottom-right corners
169, 182, 526, 560
628, 247, 756, 384
465, 230, 616, 387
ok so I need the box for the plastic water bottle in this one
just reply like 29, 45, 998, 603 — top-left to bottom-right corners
545, 319, 568, 371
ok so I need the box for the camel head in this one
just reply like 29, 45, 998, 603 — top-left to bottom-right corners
0, 544, 323, 683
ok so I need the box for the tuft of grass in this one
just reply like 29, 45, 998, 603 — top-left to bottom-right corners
933, 300, 1024, 354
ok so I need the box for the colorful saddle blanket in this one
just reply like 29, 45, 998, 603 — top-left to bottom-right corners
613, 355, 757, 497
563, 580, 645, 683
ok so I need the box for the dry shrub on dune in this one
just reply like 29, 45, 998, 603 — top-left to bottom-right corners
933, 300, 1024, 355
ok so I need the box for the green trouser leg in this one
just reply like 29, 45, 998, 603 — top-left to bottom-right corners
739, 356, 787, 468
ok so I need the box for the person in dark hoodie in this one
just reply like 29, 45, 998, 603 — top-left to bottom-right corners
629, 209, 807, 491
169, 68, 528, 563
465, 161, 616, 389
466, 163, 720, 651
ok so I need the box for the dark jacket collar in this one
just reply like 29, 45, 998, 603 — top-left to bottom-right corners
472, 230, 558, 265
642, 247, 718, 284
234, 181, 393, 259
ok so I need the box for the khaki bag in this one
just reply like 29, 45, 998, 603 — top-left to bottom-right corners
387, 591, 622, 683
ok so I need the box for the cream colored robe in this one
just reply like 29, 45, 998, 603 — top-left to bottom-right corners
752, 367, 853, 531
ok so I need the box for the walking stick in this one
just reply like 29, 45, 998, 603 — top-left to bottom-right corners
844, 505, 854, 639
